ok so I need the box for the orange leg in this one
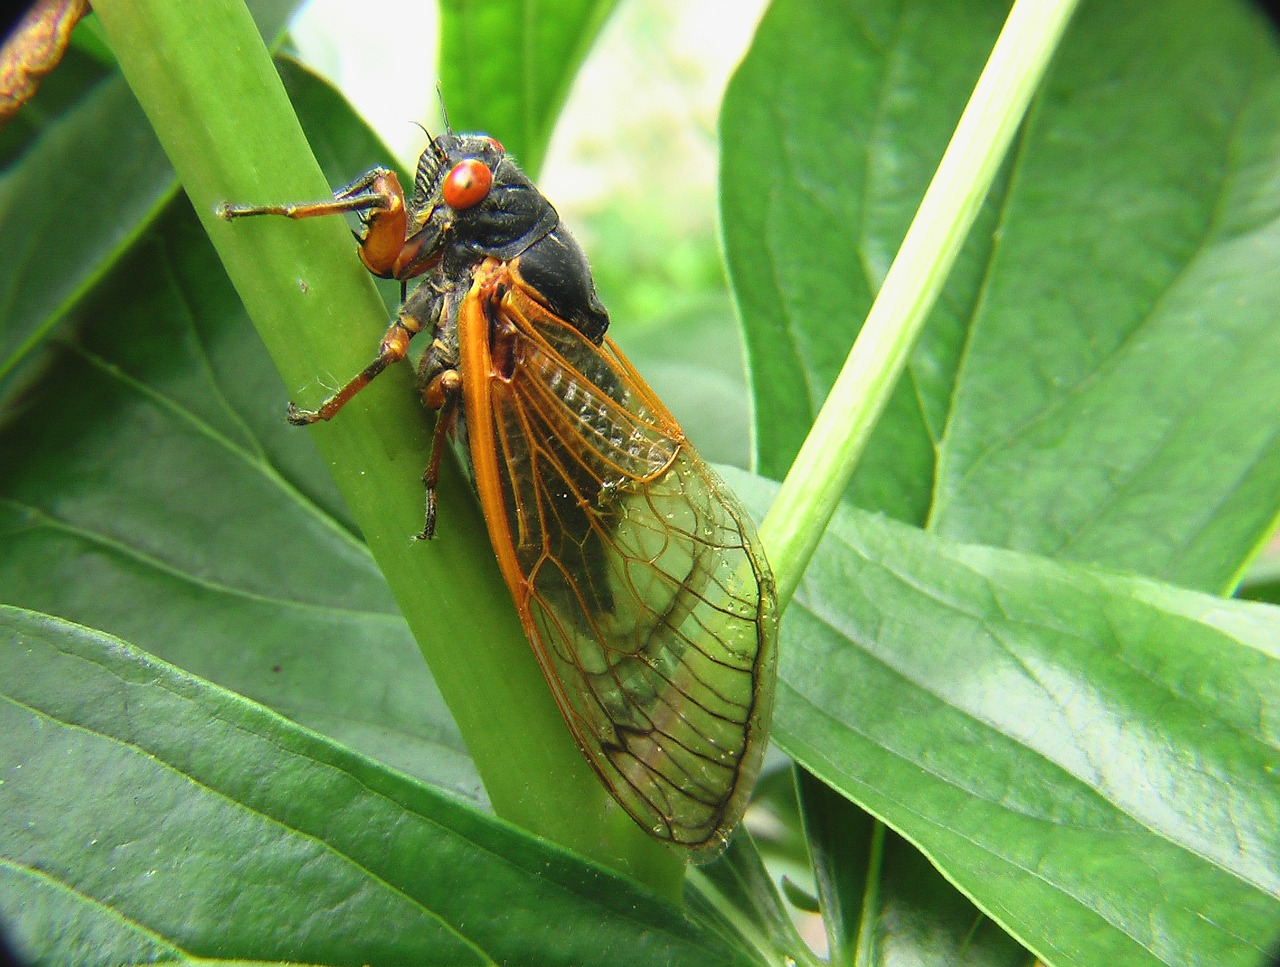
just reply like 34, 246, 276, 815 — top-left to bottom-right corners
286, 316, 421, 425
217, 167, 410, 279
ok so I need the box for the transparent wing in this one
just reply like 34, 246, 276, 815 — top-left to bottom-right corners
459, 263, 778, 853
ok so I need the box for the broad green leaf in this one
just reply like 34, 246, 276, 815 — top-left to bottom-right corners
0, 61, 482, 797
0, 72, 174, 392
727, 470, 1280, 967
928, 0, 1280, 590
0, 607, 760, 967
0, 1, 306, 397
722, 0, 1280, 593
721, 0, 1008, 526
438, 0, 620, 175
0, 200, 481, 798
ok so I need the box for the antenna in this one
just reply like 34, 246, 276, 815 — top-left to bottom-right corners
436, 83, 452, 136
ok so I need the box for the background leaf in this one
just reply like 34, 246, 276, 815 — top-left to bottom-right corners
0, 1, 305, 398
722, 1, 1280, 962
722, 0, 1280, 593
721, 0, 1010, 526
0, 62, 478, 798
0, 607, 760, 967
796, 773, 1035, 967
727, 470, 1280, 967
438, 0, 622, 175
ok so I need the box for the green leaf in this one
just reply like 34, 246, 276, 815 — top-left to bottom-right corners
722, 0, 1280, 593
438, 0, 621, 175
797, 770, 1035, 967
686, 833, 819, 967
727, 470, 1280, 967
0, 606, 759, 967
0, 2, 306, 398
0, 72, 174, 393
0, 214, 476, 796
0, 66, 478, 798
721, 0, 1010, 527
794, 772, 875, 965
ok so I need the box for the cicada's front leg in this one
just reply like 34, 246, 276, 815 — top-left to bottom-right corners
218, 169, 433, 425
217, 166, 411, 278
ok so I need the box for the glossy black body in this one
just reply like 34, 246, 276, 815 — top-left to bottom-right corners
403, 133, 609, 345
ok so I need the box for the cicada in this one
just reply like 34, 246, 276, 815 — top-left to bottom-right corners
219, 124, 778, 855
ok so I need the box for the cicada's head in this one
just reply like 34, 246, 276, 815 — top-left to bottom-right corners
409, 131, 559, 268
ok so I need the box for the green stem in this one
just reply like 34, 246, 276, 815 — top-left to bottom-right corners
852, 822, 885, 967
758, 0, 1080, 608
91, 0, 683, 896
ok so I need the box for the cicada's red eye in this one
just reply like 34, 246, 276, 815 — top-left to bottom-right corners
442, 158, 493, 209
485, 136, 504, 153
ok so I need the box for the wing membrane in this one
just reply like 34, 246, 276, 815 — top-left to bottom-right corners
458, 260, 777, 852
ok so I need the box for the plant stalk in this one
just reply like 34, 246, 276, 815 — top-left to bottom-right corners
90, 0, 684, 896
